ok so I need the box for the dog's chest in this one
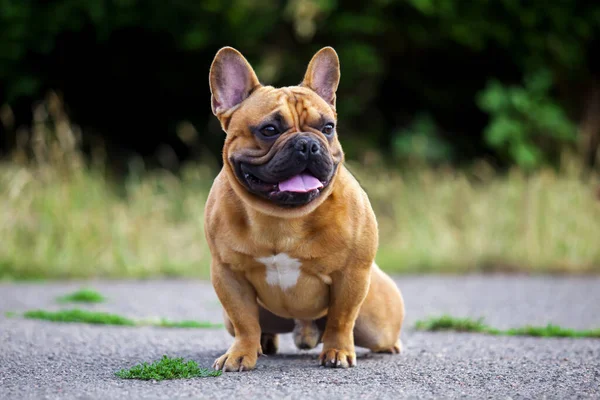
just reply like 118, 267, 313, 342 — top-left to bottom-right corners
248, 252, 331, 319
253, 253, 331, 290
255, 253, 302, 289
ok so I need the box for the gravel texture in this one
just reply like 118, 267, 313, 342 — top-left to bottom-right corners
1, 275, 599, 399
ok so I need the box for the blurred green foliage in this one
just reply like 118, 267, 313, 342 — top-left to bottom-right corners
478, 70, 578, 169
1, 0, 599, 169
392, 113, 453, 165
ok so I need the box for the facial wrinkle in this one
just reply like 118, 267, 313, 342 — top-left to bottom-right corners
282, 88, 300, 132
297, 96, 309, 129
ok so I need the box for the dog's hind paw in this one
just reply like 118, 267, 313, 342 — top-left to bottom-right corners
372, 339, 403, 354
293, 320, 321, 350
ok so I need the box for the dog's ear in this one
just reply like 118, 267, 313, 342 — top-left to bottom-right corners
209, 47, 261, 116
301, 47, 340, 108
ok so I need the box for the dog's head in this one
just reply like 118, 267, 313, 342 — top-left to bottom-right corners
209, 46, 344, 217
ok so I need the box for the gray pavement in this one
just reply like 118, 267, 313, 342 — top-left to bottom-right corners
1, 275, 599, 399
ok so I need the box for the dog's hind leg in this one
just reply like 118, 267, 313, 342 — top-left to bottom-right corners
353, 263, 405, 354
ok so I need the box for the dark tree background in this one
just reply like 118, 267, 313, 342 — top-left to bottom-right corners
1, 0, 599, 173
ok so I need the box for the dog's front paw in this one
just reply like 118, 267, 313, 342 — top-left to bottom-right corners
319, 347, 356, 368
213, 342, 261, 372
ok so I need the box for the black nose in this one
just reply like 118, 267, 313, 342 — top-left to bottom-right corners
295, 137, 321, 158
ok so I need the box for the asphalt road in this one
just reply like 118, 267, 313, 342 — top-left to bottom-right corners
1, 275, 599, 399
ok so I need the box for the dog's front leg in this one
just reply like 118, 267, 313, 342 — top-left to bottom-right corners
320, 262, 371, 368
211, 261, 262, 372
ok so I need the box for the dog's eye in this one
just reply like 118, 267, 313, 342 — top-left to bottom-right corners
260, 125, 279, 137
322, 123, 335, 136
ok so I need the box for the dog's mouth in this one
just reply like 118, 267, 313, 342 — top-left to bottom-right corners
233, 134, 337, 207
240, 164, 330, 207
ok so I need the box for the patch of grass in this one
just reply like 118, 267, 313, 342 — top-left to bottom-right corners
156, 319, 223, 328
19, 308, 223, 329
4, 311, 16, 318
57, 288, 106, 303
23, 309, 136, 326
505, 324, 600, 338
115, 355, 222, 380
414, 315, 490, 332
415, 315, 600, 338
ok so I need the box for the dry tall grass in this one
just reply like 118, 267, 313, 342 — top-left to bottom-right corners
353, 161, 600, 274
1, 93, 599, 279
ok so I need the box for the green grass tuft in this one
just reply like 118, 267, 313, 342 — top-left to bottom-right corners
157, 319, 224, 329
505, 324, 600, 338
4, 311, 16, 318
415, 315, 489, 332
115, 355, 222, 380
20, 308, 222, 329
415, 315, 600, 338
57, 288, 106, 303
24, 309, 136, 326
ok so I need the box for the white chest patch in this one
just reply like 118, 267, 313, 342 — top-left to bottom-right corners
255, 253, 302, 290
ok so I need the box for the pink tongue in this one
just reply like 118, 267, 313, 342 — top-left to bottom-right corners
278, 173, 323, 193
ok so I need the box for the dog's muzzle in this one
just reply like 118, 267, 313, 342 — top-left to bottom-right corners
234, 134, 336, 207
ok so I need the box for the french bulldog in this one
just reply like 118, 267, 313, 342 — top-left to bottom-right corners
205, 46, 405, 372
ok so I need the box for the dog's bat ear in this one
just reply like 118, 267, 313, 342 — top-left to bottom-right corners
209, 47, 261, 116
301, 47, 340, 108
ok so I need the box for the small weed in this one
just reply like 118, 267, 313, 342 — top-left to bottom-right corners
24, 309, 135, 326
4, 311, 16, 318
415, 315, 600, 338
115, 355, 222, 380
57, 288, 106, 303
